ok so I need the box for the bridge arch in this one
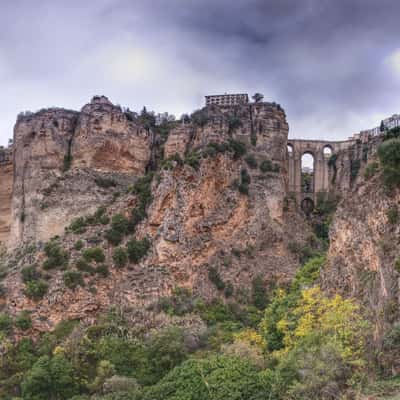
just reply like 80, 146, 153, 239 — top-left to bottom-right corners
287, 139, 353, 211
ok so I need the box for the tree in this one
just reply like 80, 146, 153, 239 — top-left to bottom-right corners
143, 355, 266, 400
22, 355, 78, 400
252, 93, 264, 103
380, 120, 385, 132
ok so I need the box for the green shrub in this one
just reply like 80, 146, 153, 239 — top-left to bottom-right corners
63, 271, 84, 289
76, 258, 95, 274
208, 266, 225, 290
238, 183, 249, 195
105, 228, 124, 246
364, 161, 379, 180
24, 279, 48, 300
82, 247, 105, 263
42, 241, 69, 270
21, 355, 78, 400
96, 264, 109, 277
69, 217, 87, 234
386, 206, 399, 224
0, 312, 13, 333
113, 247, 128, 268
224, 282, 234, 297
126, 238, 151, 263
395, 258, 400, 273
251, 275, 267, 310
259, 159, 280, 173
241, 168, 251, 185
21, 265, 41, 283
111, 214, 129, 234
143, 355, 264, 400
244, 154, 258, 169
228, 139, 247, 159
74, 240, 84, 251
15, 311, 32, 330
378, 139, 400, 190
184, 151, 201, 170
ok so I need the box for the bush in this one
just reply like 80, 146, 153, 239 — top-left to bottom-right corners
113, 247, 128, 268
96, 264, 109, 277
42, 241, 69, 270
364, 161, 379, 180
208, 266, 225, 290
228, 115, 243, 133
350, 159, 361, 182
224, 282, 234, 297
15, 311, 32, 330
395, 258, 400, 273
143, 355, 264, 400
244, 154, 258, 169
22, 355, 78, 400
111, 214, 129, 235
74, 240, 84, 251
259, 159, 280, 173
378, 139, 400, 189
83, 247, 105, 263
105, 228, 124, 246
184, 151, 200, 170
251, 275, 267, 310
0, 312, 13, 333
228, 139, 247, 159
386, 206, 399, 224
69, 217, 87, 234
63, 271, 84, 289
76, 258, 95, 274
126, 238, 150, 263
24, 280, 48, 300
21, 265, 41, 283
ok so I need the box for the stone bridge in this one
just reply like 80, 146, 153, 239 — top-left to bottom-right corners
287, 139, 354, 212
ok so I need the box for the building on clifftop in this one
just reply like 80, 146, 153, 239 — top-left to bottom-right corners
205, 93, 249, 106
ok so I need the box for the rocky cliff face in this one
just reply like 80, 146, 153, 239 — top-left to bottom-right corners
322, 158, 400, 348
1, 98, 315, 332
10, 96, 153, 247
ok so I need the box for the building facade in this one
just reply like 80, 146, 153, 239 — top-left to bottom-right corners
205, 93, 249, 106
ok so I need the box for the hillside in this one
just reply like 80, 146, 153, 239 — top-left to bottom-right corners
0, 96, 399, 399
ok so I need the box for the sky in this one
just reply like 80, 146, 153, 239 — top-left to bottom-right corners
1, 0, 400, 146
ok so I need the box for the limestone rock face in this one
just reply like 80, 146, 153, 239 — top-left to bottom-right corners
72, 96, 152, 174
2, 99, 313, 332
0, 152, 13, 245
10, 97, 153, 247
322, 169, 400, 344
10, 108, 79, 246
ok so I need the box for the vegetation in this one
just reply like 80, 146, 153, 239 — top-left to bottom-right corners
386, 205, 399, 224
113, 247, 128, 268
126, 238, 151, 263
63, 270, 85, 289
82, 247, 105, 263
378, 137, 400, 190
244, 154, 258, 169
259, 159, 280, 173
42, 240, 69, 270
364, 161, 379, 179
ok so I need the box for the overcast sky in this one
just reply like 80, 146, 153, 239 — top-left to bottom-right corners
1, 0, 400, 146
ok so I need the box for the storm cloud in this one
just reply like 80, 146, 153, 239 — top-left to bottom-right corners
0, 0, 400, 145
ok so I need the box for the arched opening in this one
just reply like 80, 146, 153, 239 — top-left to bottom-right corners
287, 143, 294, 156
301, 197, 315, 214
323, 145, 332, 158
301, 152, 314, 193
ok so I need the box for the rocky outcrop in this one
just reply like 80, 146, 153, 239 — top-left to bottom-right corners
0, 150, 13, 246
1, 98, 314, 332
322, 163, 400, 344
72, 96, 152, 174
9, 96, 153, 247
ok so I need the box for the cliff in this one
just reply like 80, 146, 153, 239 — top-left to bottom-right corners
0, 97, 314, 332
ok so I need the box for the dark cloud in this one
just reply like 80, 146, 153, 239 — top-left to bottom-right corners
0, 0, 399, 145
